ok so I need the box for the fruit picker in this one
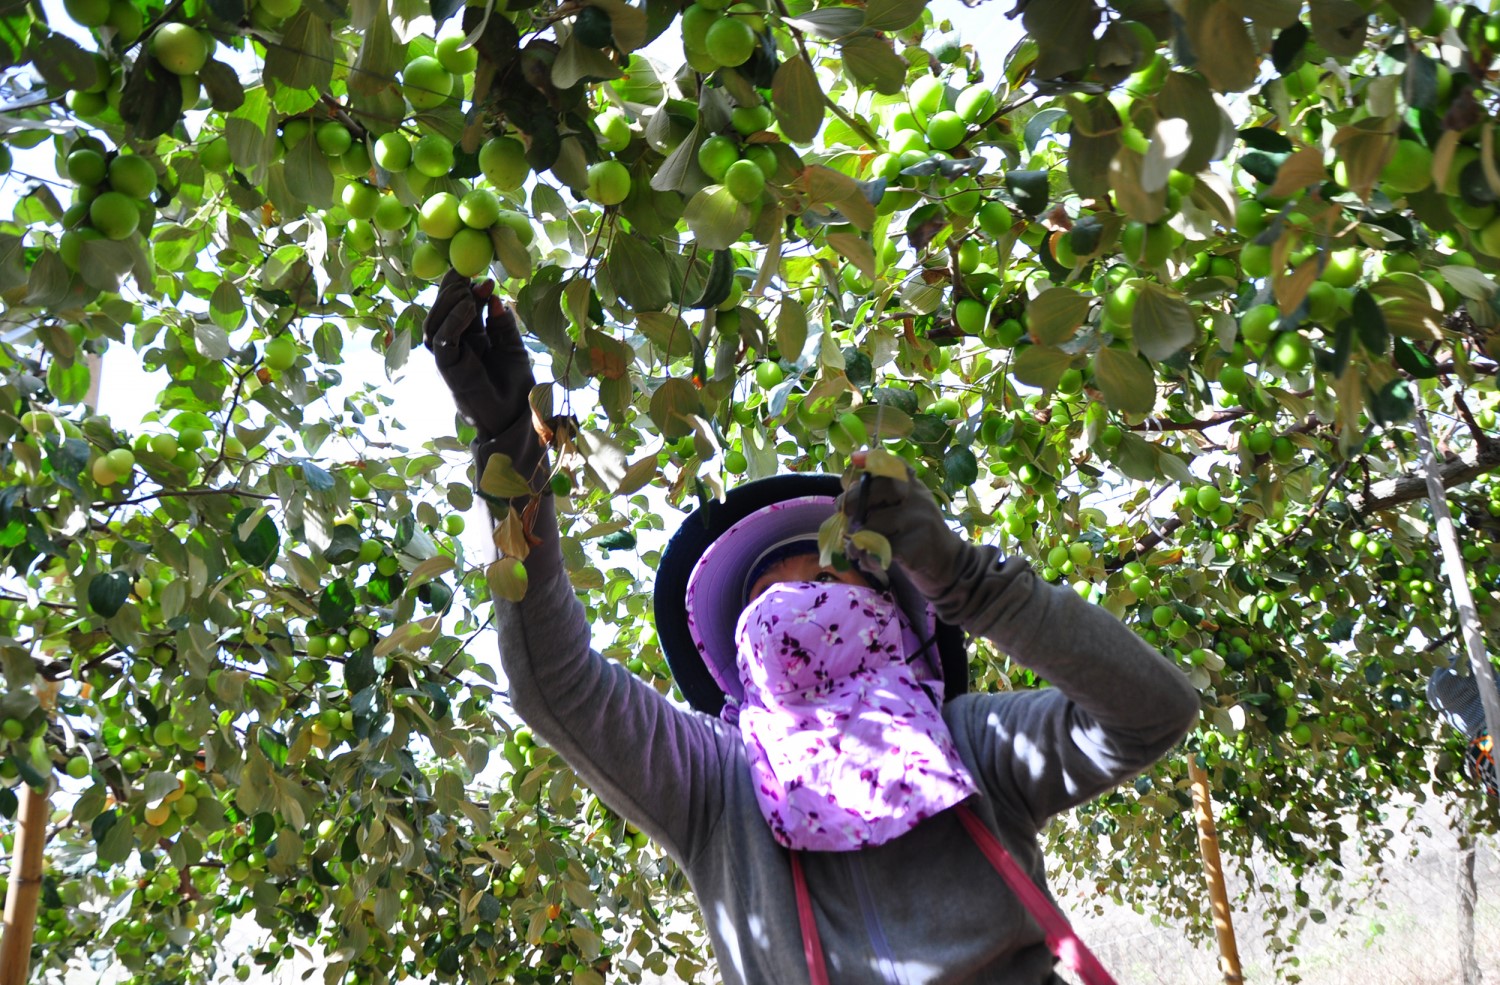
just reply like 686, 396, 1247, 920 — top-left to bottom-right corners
424, 270, 1201, 985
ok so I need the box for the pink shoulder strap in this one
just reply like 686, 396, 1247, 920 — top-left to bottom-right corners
789, 804, 1118, 985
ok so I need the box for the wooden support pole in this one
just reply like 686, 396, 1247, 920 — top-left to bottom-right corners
1187, 758, 1243, 985
0, 777, 52, 985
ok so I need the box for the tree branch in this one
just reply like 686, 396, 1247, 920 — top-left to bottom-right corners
1349, 440, 1500, 514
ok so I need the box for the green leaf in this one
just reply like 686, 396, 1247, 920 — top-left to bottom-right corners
772, 56, 825, 145
283, 137, 335, 209
1012, 345, 1072, 390
944, 446, 979, 486
319, 577, 356, 629
1352, 288, 1388, 355
863, 0, 926, 32
648, 378, 702, 439
199, 59, 246, 112
1183, 0, 1259, 92
1094, 347, 1157, 415
324, 526, 363, 565
1131, 283, 1196, 362
118, 52, 183, 140
779, 298, 808, 360
604, 234, 672, 311
689, 249, 735, 310
1026, 288, 1091, 346
1005, 170, 1049, 215
1309, 0, 1367, 60
684, 186, 751, 251
230, 507, 280, 567
840, 36, 908, 97
265, 11, 336, 94
87, 572, 132, 618
46, 360, 91, 406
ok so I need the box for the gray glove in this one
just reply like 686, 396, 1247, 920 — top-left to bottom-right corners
837, 463, 968, 600
421, 270, 548, 495
422, 270, 532, 440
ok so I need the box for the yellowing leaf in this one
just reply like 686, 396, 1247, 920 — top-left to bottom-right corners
487, 557, 529, 603
849, 529, 893, 571
479, 455, 535, 500
861, 447, 910, 481
1027, 288, 1091, 346
1269, 147, 1328, 199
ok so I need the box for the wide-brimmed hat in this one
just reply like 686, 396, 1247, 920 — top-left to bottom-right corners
655, 473, 967, 717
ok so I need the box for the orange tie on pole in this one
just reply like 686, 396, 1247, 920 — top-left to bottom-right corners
1187, 758, 1243, 985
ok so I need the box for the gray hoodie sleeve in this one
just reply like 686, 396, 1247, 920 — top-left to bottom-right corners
931, 546, 1201, 827
478, 422, 733, 862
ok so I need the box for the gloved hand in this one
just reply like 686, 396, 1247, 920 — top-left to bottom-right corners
423, 270, 534, 438
422, 269, 548, 497
837, 455, 968, 600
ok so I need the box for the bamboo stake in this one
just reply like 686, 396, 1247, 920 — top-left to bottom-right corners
1187, 758, 1243, 985
0, 680, 58, 985
1413, 408, 1500, 786
0, 776, 52, 985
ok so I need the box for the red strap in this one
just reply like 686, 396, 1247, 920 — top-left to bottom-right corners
789, 851, 831, 985
788, 808, 1119, 985
954, 805, 1119, 985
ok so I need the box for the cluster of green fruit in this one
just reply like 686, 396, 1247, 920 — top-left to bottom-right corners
410, 186, 521, 279
280, 117, 371, 174
57, 5, 215, 116
680, 0, 765, 72
400, 31, 477, 113
57, 138, 158, 266
696, 134, 773, 204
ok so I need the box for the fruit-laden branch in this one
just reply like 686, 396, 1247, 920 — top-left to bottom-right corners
1350, 440, 1500, 514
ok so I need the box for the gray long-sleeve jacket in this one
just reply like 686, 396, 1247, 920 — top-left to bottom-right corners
483, 432, 1201, 984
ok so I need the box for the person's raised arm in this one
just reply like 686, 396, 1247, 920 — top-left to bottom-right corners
839, 460, 1200, 826
423, 272, 731, 860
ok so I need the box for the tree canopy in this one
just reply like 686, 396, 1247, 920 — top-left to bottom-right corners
3, 0, 1500, 982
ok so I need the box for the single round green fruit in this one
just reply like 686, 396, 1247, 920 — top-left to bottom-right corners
435, 31, 478, 75
150, 23, 211, 76
418, 192, 463, 239
585, 160, 632, 206
754, 361, 783, 389
411, 240, 447, 280
698, 135, 739, 181
722, 158, 765, 203
448, 226, 494, 277
89, 191, 140, 240
1380, 139, 1433, 196
64, 0, 111, 27
108, 155, 157, 199
477, 135, 530, 190
458, 188, 501, 229
596, 110, 631, 152
704, 18, 756, 68
340, 181, 380, 220
200, 136, 231, 173
402, 56, 454, 110
264, 336, 297, 372
66, 148, 108, 186
313, 123, 351, 158
373, 194, 410, 231
411, 134, 455, 178
65, 755, 92, 779
924, 110, 966, 151
373, 132, 413, 172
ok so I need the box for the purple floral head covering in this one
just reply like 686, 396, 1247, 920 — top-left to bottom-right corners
684, 496, 941, 711
733, 581, 978, 851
